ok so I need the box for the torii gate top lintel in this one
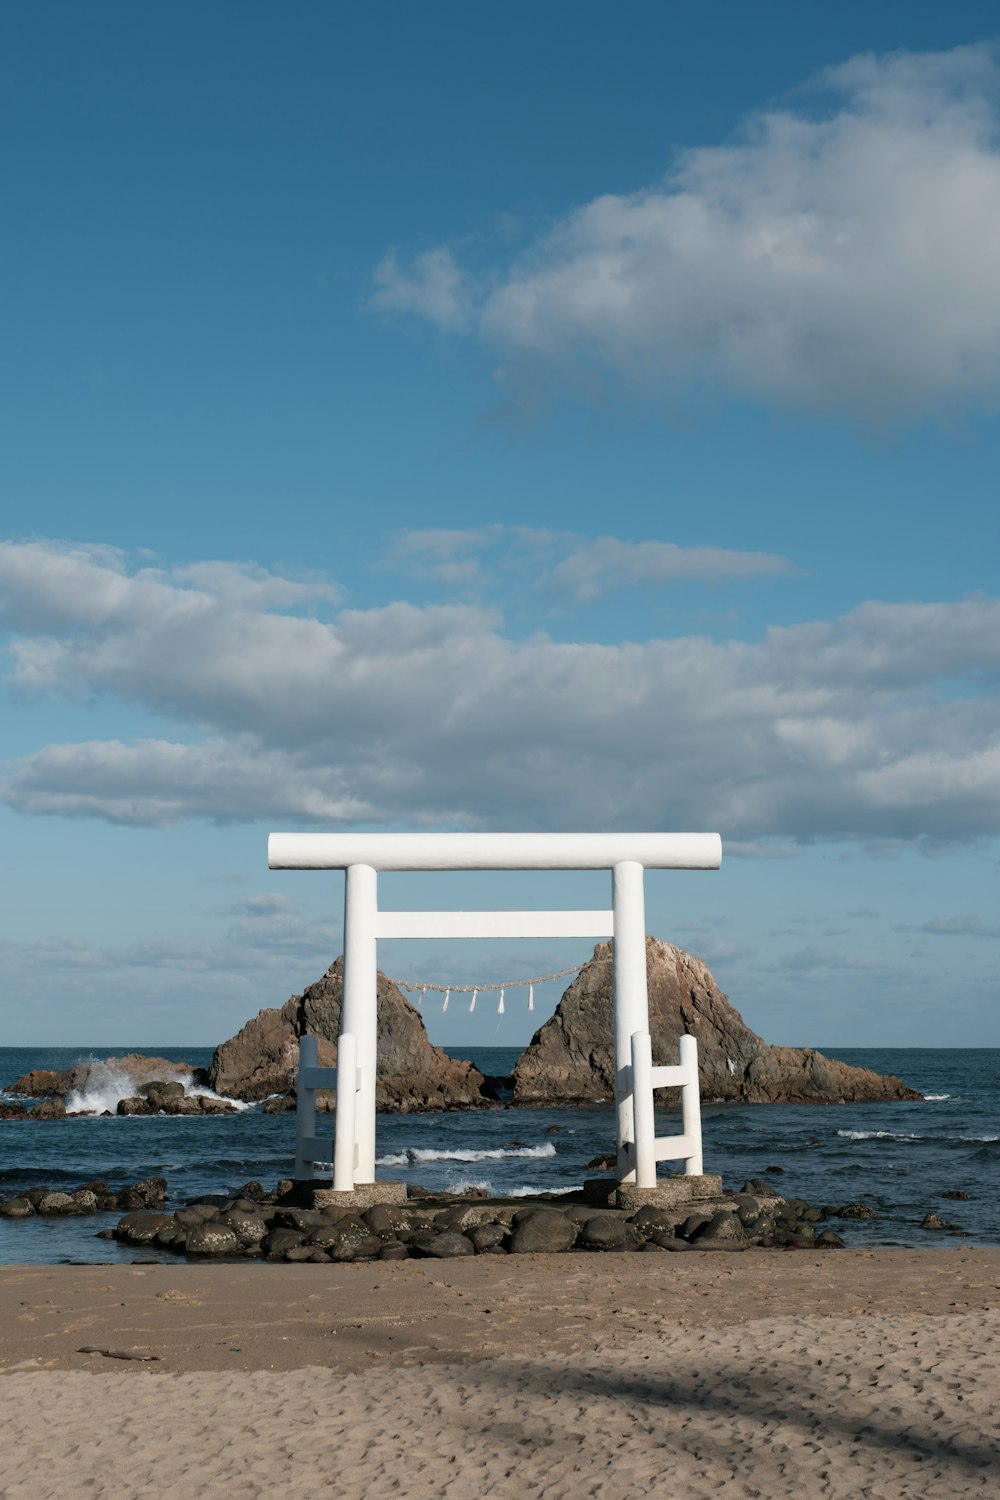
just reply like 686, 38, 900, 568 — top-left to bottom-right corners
268, 831, 722, 873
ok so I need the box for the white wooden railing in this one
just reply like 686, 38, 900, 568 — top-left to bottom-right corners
294, 1033, 361, 1189
628, 1031, 703, 1186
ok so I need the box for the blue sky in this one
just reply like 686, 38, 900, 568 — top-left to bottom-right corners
2, 1, 999, 1050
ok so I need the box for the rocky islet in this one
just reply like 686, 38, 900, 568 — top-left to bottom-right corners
512, 938, 921, 1106
4, 937, 921, 1117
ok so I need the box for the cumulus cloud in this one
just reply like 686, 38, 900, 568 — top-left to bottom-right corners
2, 539, 1000, 845
374, 45, 1000, 424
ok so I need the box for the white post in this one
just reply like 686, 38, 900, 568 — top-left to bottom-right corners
294, 1034, 318, 1182
612, 860, 649, 1183
630, 1030, 656, 1188
680, 1033, 703, 1176
333, 1031, 358, 1191
342, 863, 378, 1183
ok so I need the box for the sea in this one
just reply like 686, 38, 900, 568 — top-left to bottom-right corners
1, 1045, 997, 1264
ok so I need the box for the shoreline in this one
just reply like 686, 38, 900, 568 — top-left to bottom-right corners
2, 1251, 998, 1497
3, 1247, 1000, 1374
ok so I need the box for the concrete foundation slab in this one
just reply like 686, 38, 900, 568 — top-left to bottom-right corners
300, 1181, 408, 1211
615, 1175, 724, 1212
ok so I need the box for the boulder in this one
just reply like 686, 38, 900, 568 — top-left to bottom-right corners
33, 1098, 68, 1120
467, 1222, 507, 1252
691, 1210, 749, 1245
116, 1176, 168, 1210
208, 957, 487, 1110
2, 1068, 74, 1097
138, 1080, 186, 1100
115, 1210, 175, 1244
0, 1198, 34, 1218
509, 1210, 577, 1255
577, 1215, 635, 1252
221, 1211, 269, 1250
36, 1192, 79, 1215
512, 938, 922, 1105
417, 1231, 476, 1259
118, 1091, 236, 1116
185, 1222, 241, 1256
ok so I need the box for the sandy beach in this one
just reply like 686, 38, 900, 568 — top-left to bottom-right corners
2, 1249, 999, 1497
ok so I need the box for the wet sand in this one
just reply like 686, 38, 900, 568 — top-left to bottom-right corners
2, 1250, 999, 1497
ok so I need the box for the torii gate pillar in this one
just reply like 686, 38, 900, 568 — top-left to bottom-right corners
342, 862, 378, 1183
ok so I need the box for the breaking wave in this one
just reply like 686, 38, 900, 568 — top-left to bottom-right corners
838, 1128, 997, 1144
375, 1142, 557, 1167
65, 1062, 250, 1115
837, 1130, 922, 1142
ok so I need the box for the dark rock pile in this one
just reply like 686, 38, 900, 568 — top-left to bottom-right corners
108, 1179, 848, 1260
0, 1176, 168, 1218
0, 1098, 69, 1121
116, 1081, 236, 1116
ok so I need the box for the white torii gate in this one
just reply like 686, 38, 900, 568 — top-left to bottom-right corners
268, 831, 722, 1192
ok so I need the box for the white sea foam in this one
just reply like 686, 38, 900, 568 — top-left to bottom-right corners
65, 1063, 149, 1115
374, 1142, 557, 1166
837, 1126, 996, 1145
923, 1094, 951, 1101
65, 1060, 250, 1115
836, 1129, 922, 1142
509, 1183, 581, 1198
189, 1084, 252, 1112
447, 1178, 493, 1195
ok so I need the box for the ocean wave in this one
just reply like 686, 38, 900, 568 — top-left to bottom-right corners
447, 1177, 493, 1195
837, 1127, 997, 1145
923, 1094, 951, 1101
837, 1129, 922, 1142
375, 1142, 557, 1166
64, 1062, 251, 1115
509, 1183, 581, 1198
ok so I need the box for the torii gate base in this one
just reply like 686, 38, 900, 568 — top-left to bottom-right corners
270, 831, 723, 1204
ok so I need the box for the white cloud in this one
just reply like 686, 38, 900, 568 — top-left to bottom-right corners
0, 893, 342, 1041
386, 524, 798, 599
2, 539, 1000, 844
0, 540, 338, 635
547, 537, 799, 599
375, 45, 1000, 424
917, 914, 1000, 937
1, 739, 372, 826
371, 247, 473, 331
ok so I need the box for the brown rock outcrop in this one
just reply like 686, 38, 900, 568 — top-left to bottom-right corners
512, 938, 921, 1105
208, 958, 487, 1111
6, 1055, 207, 1100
